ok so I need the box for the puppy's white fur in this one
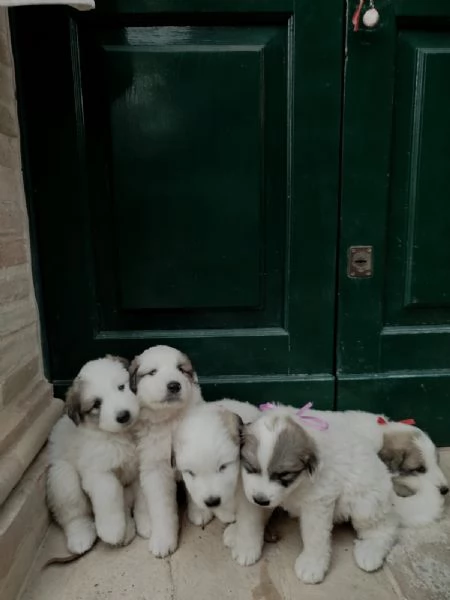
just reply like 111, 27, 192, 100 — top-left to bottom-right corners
338, 411, 449, 526
174, 400, 260, 527
226, 407, 398, 584
131, 345, 203, 557
47, 356, 139, 554
214, 398, 262, 425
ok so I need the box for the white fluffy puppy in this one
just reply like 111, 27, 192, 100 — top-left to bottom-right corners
174, 400, 260, 527
130, 345, 204, 557
47, 356, 140, 554
225, 406, 398, 584
341, 411, 449, 526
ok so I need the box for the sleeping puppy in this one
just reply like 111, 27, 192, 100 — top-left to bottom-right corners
174, 400, 260, 527
47, 356, 139, 555
225, 406, 398, 584
130, 345, 204, 557
341, 412, 449, 526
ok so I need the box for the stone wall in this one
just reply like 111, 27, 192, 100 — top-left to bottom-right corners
0, 8, 62, 600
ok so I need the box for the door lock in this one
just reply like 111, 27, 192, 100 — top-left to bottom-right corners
347, 246, 373, 278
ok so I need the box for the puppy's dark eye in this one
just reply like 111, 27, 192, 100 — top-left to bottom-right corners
186, 470, 195, 477
277, 471, 292, 479
272, 471, 299, 487
416, 465, 427, 474
92, 398, 102, 410
219, 464, 228, 472
118, 384, 125, 391
148, 369, 157, 376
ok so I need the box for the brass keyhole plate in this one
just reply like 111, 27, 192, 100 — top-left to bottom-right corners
347, 246, 373, 278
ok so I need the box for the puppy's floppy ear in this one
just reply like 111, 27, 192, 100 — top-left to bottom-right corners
379, 431, 424, 474
129, 357, 140, 394
392, 477, 417, 498
289, 418, 318, 475
379, 445, 405, 473
180, 353, 198, 384
106, 354, 130, 370
305, 449, 318, 475
65, 379, 83, 426
219, 409, 244, 447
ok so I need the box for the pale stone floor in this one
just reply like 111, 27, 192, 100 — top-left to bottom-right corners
20, 450, 450, 600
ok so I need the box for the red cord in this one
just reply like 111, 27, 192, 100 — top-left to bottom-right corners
352, 0, 365, 32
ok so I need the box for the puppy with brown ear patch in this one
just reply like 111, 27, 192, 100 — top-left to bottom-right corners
225, 406, 398, 584
47, 356, 140, 556
173, 400, 259, 527
129, 345, 204, 558
339, 412, 449, 526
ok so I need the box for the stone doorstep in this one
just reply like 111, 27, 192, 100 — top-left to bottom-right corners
0, 395, 63, 506
0, 449, 50, 600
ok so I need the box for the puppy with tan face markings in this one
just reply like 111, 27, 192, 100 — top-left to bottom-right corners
47, 356, 140, 556
339, 411, 449, 526
173, 399, 260, 528
129, 345, 204, 558
224, 405, 398, 584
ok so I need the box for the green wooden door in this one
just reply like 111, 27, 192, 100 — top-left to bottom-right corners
339, 0, 450, 443
12, 1, 343, 403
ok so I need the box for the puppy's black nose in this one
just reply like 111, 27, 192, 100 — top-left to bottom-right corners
440, 486, 449, 496
167, 381, 181, 394
204, 496, 221, 507
116, 410, 131, 424
253, 494, 270, 507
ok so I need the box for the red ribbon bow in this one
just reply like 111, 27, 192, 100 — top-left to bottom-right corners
377, 416, 416, 426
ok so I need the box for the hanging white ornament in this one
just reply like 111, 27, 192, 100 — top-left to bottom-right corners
363, 7, 380, 28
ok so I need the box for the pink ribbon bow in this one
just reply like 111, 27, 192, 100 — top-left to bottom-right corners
259, 401, 329, 431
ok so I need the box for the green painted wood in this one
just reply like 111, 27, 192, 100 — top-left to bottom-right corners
395, 0, 450, 17
12, 1, 342, 404
93, 0, 294, 14
339, 372, 450, 447
385, 32, 450, 325
90, 26, 285, 312
54, 374, 335, 409
339, 0, 450, 442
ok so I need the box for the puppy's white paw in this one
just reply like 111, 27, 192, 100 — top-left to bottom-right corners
121, 515, 136, 546
96, 513, 126, 546
231, 539, 263, 566
354, 540, 385, 572
224, 525, 262, 566
223, 523, 237, 548
148, 531, 178, 558
295, 553, 328, 584
135, 510, 151, 539
214, 507, 235, 524
66, 518, 96, 554
188, 503, 213, 527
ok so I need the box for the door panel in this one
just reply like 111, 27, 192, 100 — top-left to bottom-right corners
84, 25, 287, 324
94, 26, 285, 313
339, 0, 450, 443
12, 1, 343, 403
